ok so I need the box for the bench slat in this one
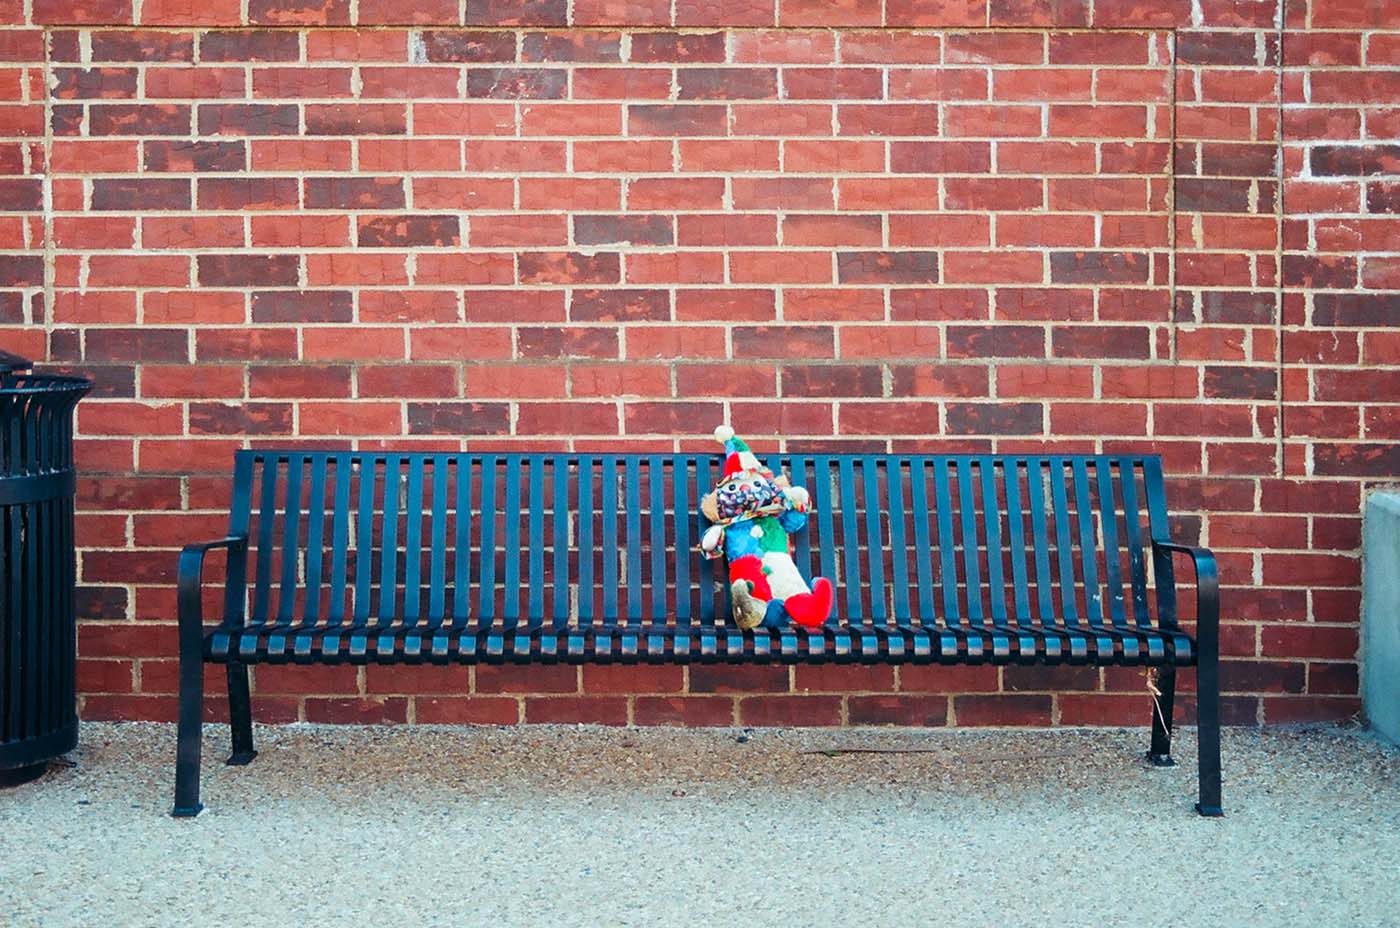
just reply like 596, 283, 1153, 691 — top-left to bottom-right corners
451, 455, 471, 625
1004, 459, 1031, 623
886, 460, 911, 623
403, 455, 424, 625
252, 455, 278, 623
478, 456, 497, 625
429, 460, 448, 625
862, 459, 887, 624
1097, 461, 1126, 629
276, 454, 303, 626
695, 456, 715, 625
1120, 459, 1151, 626
908, 459, 935, 621
577, 456, 593, 625
528, 456, 545, 625
648, 456, 667, 624
980, 459, 1006, 625
1070, 458, 1101, 625
625, 456, 642, 624
932, 460, 960, 628
672, 455, 691, 626
601, 456, 619, 624
551, 458, 570, 629
837, 457, 861, 621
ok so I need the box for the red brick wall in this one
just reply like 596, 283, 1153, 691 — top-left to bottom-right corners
2, 0, 1395, 727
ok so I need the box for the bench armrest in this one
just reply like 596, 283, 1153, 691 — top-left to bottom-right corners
177, 535, 249, 637
1151, 541, 1220, 654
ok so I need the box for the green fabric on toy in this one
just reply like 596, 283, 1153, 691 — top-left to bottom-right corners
698, 426, 834, 630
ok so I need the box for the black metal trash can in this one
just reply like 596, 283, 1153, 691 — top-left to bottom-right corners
0, 351, 91, 779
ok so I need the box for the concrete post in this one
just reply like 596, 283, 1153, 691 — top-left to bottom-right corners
1363, 493, 1400, 745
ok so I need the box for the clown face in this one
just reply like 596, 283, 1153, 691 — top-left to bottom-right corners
712, 470, 788, 522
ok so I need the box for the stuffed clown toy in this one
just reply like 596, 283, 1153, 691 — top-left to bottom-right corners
699, 426, 834, 629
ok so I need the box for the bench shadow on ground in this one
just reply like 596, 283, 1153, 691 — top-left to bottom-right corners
56, 721, 1400, 816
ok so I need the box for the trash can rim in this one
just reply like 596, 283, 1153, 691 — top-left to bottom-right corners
0, 375, 94, 396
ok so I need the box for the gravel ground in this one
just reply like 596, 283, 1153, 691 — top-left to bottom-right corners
2, 722, 1398, 928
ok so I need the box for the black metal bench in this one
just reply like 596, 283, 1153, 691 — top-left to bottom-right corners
173, 450, 1221, 817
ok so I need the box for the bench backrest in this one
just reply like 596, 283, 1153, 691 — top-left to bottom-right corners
223, 451, 1176, 630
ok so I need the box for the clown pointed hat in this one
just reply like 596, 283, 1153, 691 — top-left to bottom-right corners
714, 425, 768, 480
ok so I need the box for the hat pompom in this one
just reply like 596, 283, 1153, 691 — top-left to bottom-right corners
714, 424, 734, 443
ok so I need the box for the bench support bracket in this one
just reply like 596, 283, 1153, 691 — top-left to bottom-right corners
227, 663, 256, 766
1146, 664, 1176, 767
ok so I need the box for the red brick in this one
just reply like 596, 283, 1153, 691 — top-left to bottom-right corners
476, 665, 578, 694
690, 665, 789, 693
416, 696, 520, 724
794, 665, 895, 693
582, 665, 685, 694
365, 665, 471, 695
634, 696, 736, 726
524, 696, 628, 725
739, 695, 842, 726
954, 694, 1053, 726
255, 665, 359, 695
848, 695, 949, 725
305, 697, 408, 724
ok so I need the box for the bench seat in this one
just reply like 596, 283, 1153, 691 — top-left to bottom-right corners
173, 450, 1221, 819
205, 619, 1195, 666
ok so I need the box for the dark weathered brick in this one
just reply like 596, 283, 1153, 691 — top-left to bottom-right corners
1176, 31, 1260, 65
198, 254, 300, 287
88, 103, 190, 135
1367, 182, 1400, 214
251, 291, 354, 323
1310, 145, 1400, 176
570, 289, 670, 322
1204, 366, 1278, 400
1051, 325, 1151, 359
574, 214, 673, 246
199, 177, 299, 210
946, 325, 1046, 358
90, 30, 195, 62
420, 31, 518, 62
52, 67, 138, 99
630, 32, 727, 62
837, 251, 939, 284
1050, 251, 1150, 284
144, 140, 245, 172
197, 103, 300, 136
199, 30, 301, 62
1283, 254, 1357, 289
1175, 178, 1253, 212
0, 178, 42, 212
946, 402, 1044, 435
466, 68, 568, 99
91, 178, 191, 210
406, 402, 511, 435
780, 365, 883, 397
518, 251, 620, 285
357, 215, 461, 247
304, 177, 406, 209
1313, 293, 1399, 326
520, 30, 620, 61
468, 0, 569, 25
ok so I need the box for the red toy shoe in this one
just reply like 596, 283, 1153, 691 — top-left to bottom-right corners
784, 577, 833, 628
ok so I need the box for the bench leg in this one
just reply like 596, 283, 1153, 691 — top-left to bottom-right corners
1146, 665, 1176, 767
1195, 650, 1224, 817
172, 629, 205, 818
226, 663, 257, 766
